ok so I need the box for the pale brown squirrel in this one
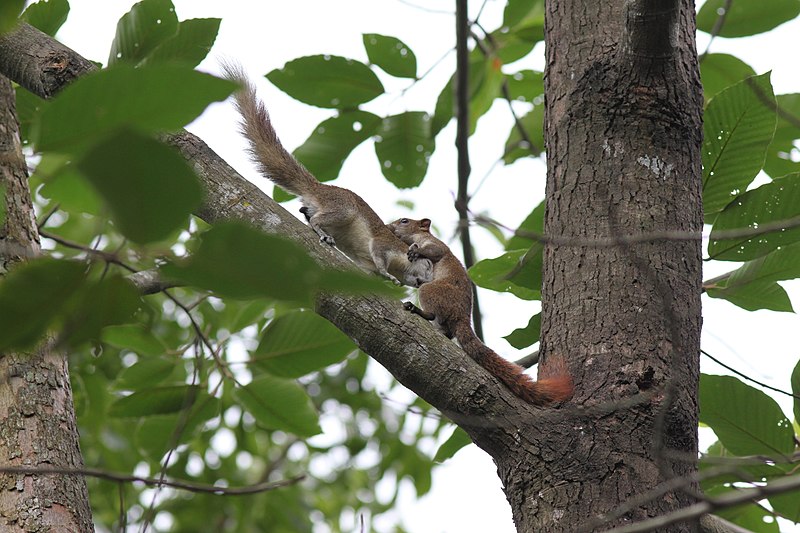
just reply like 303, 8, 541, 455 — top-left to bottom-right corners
388, 217, 573, 406
223, 64, 432, 287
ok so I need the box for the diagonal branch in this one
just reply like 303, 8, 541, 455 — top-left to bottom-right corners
0, 22, 548, 453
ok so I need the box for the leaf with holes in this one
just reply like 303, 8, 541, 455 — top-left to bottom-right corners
141, 18, 220, 67
293, 111, 381, 182
363, 33, 416, 79
267, 55, 384, 109
699, 374, 794, 456
108, 0, 179, 65
702, 73, 776, 219
708, 174, 800, 261
374, 112, 434, 188
697, 0, 800, 38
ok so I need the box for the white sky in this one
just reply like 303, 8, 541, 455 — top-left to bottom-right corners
50, 1, 800, 532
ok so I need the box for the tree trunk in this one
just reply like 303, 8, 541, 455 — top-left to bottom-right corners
0, 77, 93, 532
500, 0, 703, 531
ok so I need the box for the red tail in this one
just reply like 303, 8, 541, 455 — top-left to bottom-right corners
454, 322, 573, 406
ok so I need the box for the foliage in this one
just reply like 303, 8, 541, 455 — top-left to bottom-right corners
4, 0, 800, 531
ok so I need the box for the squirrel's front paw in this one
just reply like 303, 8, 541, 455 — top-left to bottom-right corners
320, 235, 336, 246
407, 243, 420, 262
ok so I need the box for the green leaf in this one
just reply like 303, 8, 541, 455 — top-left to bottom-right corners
117, 357, 177, 390
22, 0, 69, 36
468, 57, 505, 134
77, 129, 203, 244
234, 375, 321, 437
505, 70, 544, 104
503, 313, 540, 349
697, 0, 800, 38
506, 201, 544, 251
363, 34, 417, 79
0, 0, 24, 35
293, 111, 381, 182
141, 18, 220, 68
267, 55, 384, 109
711, 242, 800, 293
468, 249, 540, 300
764, 93, 800, 178
479, 29, 535, 64
503, 0, 545, 41
503, 105, 544, 163
706, 279, 793, 312
770, 490, 800, 523
374, 112, 434, 188
103, 324, 168, 357
708, 174, 800, 261
34, 64, 236, 152
14, 86, 44, 146
62, 274, 142, 347
791, 358, 800, 424
0, 259, 86, 351
161, 222, 391, 303
108, 0, 179, 65
699, 374, 794, 456
109, 384, 200, 417
254, 310, 355, 378
699, 54, 756, 103
39, 164, 103, 216
433, 427, 472, 463
135, 395, 220, 461
702, 73, 776, 218
431, 56, 486, 136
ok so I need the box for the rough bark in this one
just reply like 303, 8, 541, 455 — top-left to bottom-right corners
0, 75, 93, 532
533, 0, 704, 531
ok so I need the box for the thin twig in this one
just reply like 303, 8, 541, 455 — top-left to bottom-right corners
701, 349, 800, 400
0, 466, 305, 495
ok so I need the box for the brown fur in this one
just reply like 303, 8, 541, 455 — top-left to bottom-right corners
388, 217, 573, 406
222, 63, 432, 287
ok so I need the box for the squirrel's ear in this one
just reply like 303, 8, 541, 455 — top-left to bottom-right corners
421, 218, 432, 231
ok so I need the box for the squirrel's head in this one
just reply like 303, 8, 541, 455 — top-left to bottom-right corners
387, 217, 432, 241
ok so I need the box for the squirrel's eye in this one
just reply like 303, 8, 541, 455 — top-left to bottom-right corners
401, 218, 409, 224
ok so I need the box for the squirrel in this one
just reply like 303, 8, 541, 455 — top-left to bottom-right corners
222, 64, 433, 287
388, 217, 573, 406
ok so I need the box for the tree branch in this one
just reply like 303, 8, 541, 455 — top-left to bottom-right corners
454, 0, 484, 340
0, 23, 546, 452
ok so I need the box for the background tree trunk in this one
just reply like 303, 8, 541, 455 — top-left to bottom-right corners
500, 0, 703, 530
0, 77, 93, 532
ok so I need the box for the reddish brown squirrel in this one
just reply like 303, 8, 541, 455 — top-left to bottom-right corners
388, 217, 573, 406
223, 64, 432, 287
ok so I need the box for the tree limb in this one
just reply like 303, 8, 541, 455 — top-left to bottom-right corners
0, 22, 548, 452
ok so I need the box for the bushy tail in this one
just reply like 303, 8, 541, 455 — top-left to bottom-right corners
221, 62, 319, 197
454, 322, 573, 406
